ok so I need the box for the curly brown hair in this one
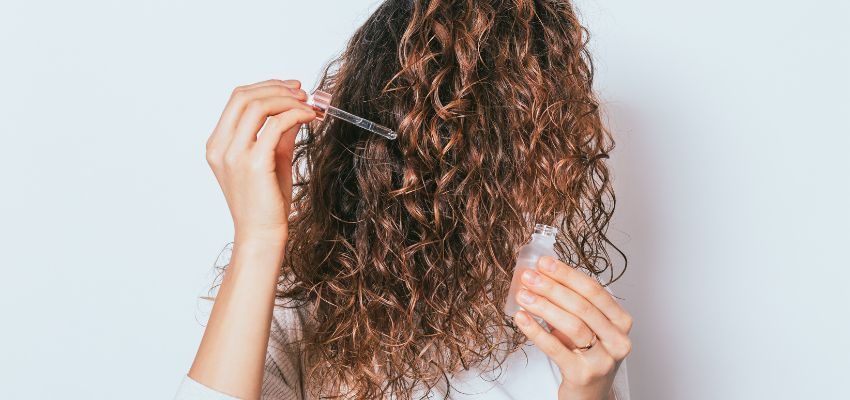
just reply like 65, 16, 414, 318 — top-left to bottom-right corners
279, 0, 626, 398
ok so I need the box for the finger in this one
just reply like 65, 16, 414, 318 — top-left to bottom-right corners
521, 270, 632, 360
537, 256, 633, 334
230, 96, 313, 151
517, 310, 619, 386
241, 79, 301, 90
513, 310, 579, 371
516, 288, 595, 351
255, 108, 316, 159
209, 83, 306, 148
219, 84, 307, 134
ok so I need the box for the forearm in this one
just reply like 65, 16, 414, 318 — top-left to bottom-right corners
188, 234, 287, 400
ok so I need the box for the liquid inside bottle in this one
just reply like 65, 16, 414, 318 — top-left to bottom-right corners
504, 224, 559, 323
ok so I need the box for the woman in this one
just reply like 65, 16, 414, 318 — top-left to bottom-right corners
176, 0, 632, 399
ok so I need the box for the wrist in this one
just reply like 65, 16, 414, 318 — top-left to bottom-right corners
230, 232, 288, 272
234, 229, 288, 247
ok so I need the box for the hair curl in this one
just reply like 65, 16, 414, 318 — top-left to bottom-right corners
280, 0, 626, 398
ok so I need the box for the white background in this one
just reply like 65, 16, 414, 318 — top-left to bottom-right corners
0, 1, 847, 399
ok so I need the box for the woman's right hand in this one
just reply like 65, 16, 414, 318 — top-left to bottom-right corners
205, 79, 317, 243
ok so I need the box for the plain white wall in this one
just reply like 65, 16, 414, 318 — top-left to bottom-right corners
0, 1, 847, 399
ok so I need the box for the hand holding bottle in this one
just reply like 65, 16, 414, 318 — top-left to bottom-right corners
512, 256, 633, 400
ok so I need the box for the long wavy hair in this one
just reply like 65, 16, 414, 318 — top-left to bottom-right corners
280, 0, 626, 398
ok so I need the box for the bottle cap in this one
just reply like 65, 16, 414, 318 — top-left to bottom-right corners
533, 223, 558, 237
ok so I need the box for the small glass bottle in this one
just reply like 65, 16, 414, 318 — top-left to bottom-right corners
504, 223, 559, 321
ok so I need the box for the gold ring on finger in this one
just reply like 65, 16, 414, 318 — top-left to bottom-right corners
575, 333, 598, 352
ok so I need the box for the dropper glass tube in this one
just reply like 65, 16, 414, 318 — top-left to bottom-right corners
306, 90, 398, 140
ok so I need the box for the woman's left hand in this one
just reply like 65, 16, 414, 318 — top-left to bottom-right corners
513, 256, 633, 400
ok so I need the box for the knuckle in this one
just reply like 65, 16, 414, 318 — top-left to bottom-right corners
230, 86, 248, 99
267, 114, 286, 126
621, 314, 634, 333
519, 322, 542, 341
621, 337, 633, 356
279, 82, 298, 92
205, 149, 223, 166
246, 99, 265, 114
595, 357, 616, 375
523, 324, 539, 339
229, 93, 250, 109
223, 150, 241, 168
281, 97, 301, 111
612, 337, 632, 360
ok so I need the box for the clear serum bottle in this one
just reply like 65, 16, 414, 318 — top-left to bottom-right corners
504, 223, 559, 320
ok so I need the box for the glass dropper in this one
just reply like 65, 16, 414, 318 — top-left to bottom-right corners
306, 90, 398, 140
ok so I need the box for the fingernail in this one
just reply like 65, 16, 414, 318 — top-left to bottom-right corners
514, 311, 531, 327
518, 289, 536, 304
522, 270, 541, 286
540, 256, 557, 273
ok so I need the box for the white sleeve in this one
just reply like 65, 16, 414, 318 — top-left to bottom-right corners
173, 375, 240, 400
